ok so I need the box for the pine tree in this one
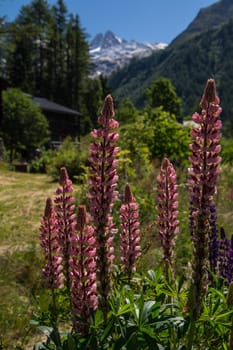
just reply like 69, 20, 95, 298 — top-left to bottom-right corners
7, 0, 51, 96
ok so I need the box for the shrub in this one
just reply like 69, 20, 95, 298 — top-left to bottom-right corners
32, 137, 88, 182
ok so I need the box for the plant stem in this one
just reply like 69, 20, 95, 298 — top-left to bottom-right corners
186, 319, 195, 350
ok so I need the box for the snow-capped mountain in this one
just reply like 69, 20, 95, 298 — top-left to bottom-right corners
89, 30, 167, 77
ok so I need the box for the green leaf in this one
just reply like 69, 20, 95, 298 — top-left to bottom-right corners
38, 326, 53, 336
30, 319, 40, 326
116, 303, 132, 317
62, 334, 76, 350
215, 310, 233, 321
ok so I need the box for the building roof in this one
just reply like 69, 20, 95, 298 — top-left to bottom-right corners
32, 96, 81, 116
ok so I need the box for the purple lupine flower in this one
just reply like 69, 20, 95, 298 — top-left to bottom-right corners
209, 203, 219, 275
188, 79, 222, 320
226, 235, 233, 286
88, 95, 119, 318
218, 227, 230, 282
156, 158, 179, 279
54, 167, 77, 292
70, 205, 98, 334
120, 184, 141, 281
40, 197, 63, 289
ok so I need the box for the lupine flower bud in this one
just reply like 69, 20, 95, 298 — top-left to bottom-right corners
70, 205, 97, 334
188, 79, 222, 320
54, 167, 77, 293
120, 184, 141, 281
200, 79, 219, 110
88, 95, 119, 319
157, 158, 179, 279
40, 198, 63, 289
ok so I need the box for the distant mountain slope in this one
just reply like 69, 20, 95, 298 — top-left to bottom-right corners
89, 30, 167, 76
109, 0, 233, 128
171, 0, 233, 47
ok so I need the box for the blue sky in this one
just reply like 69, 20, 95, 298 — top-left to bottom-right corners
1, 0, 216, 43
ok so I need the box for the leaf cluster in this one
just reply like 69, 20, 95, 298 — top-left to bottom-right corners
31, 269, 232, 350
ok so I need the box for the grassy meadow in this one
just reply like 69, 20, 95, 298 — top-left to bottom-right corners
0, 166, 76, 349
0, 166, 55, 348
1, 161, 233, 348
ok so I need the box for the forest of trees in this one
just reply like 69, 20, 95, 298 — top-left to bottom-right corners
0, 0, 109, 134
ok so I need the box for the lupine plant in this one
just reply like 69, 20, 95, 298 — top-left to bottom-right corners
87, 95, 119, 320
187, 79, 223, 347
40, 197, 63, 335
156, 157, 179, 280
40, 197, 63, 291
70, 205, 98, 334
32, 81, 233, 350
54, 167, 77, 294
120, 183, 141, 281
188, 79, 222, 304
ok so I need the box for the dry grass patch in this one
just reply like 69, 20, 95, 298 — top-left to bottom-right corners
0, 169, 57, 246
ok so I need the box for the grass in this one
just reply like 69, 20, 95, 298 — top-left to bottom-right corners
0, 166, 81, 349
0, 166, 56, 348
1, 162, 233, 349
0, 167, 56, 247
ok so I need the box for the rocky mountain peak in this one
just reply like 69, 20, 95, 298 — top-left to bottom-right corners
89, 30, 167, 77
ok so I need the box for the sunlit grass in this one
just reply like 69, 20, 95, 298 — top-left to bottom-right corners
0, 162, 233, 348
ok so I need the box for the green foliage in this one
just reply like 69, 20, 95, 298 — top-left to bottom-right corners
109, 8, 233, 129
3, 0, 95, 133
115, 97, 139, 124
45, 137, 87, 182
29, 268, 232, 350
81, 77, 105, 133
145, 108, 191, 165
145, 77, 182, 120
30, 149, 56, 174
1, 88, 50, 161
221, 137, 233, 163
118, 117, 152, 181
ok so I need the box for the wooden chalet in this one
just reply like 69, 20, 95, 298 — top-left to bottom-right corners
31, 96, 82, 144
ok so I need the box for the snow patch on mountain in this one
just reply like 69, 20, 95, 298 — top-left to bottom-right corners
89, 30, 167, 77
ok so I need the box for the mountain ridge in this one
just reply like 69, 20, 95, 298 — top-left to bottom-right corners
108, 0, 233, 127
89, 30, 167, 77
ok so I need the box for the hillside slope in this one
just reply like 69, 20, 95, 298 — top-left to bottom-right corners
109, 0, 233, 128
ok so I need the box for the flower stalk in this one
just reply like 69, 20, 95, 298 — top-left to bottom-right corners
187, 79, 222, 349
88, 95, 119, 320
40, 197, 63, 340
120, 184, 141, 282
157, 158, 179, 280
70, 205, 98, 334
54, 167, 77, 294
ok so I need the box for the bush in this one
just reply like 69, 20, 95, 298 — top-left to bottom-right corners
45, 137, 87, 182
